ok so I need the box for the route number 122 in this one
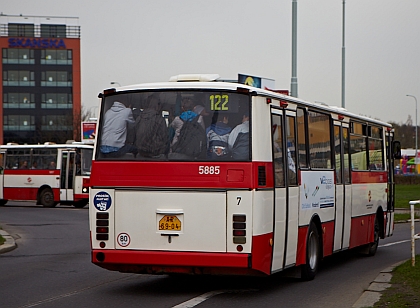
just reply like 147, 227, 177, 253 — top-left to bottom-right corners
210, 94, 229, 111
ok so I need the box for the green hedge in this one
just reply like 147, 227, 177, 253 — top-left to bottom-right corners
395, 174, 420, 185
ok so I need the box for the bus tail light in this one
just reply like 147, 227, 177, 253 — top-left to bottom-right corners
96, 212, 109, 241
233, 214, 246, 244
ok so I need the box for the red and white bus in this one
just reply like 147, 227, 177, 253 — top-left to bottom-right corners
89, 74, 401, 280
0, 142, 93, 208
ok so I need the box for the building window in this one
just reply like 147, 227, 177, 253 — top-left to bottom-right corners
3, 93, 35, 109
8, 23, 35, 37
3, 115, 35, 131
3, 70, 35, 86
41, 93, 72, 109
2, 49, 35, 64
41, 115, 73, 131
40, 24, 67, 38
40, 49, 72, 65
41, 71, 72, 87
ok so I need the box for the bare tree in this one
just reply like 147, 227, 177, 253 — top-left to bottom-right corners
81, 106, 95, 122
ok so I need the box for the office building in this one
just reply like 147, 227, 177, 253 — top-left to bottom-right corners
0, 14, 81, 144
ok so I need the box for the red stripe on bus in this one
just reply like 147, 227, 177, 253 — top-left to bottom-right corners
90, 161, 274, 189
349, 214, 376, 249
296, 225, 309, 266
351, 171, 388, 184
3, 187, 60, 201
92, 250, 250, 268
3, 169, 60, 175
73, 194, 88, 201
322, 221, 335, 258
251, 233, 273, 275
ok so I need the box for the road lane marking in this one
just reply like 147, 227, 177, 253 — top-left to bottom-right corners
172, 289, 258, 308
379, 239, 411, 247
172, 290, 226, 308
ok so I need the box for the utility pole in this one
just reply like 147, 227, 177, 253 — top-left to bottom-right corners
291, 0, 298, 97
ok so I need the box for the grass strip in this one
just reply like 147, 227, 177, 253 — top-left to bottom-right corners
375, 255, 420, 307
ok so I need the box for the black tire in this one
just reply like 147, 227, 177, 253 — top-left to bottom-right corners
367, 217, 380, 256
73, 200, 88, 208
301, 222, 321, 281
40, 188, 56, 208
0, 199, 8, 206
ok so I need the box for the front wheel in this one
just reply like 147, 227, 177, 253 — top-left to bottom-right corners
0, 199, 8, 206
39, 188, 57, 208
301, 222, 321, 281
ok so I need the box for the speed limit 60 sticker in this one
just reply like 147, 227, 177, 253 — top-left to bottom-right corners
117, 233, 130, 247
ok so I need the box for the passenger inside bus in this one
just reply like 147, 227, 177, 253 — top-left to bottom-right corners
193, 104, 208, 130
135, 94, 169, 158
169, 99, 207, 159
170, 98, 196, 150
228, 112, 249, 160
206, 113, 231, 159
100, 101, 137, 158
20, 161, 28, 169
98, 91, 251, 161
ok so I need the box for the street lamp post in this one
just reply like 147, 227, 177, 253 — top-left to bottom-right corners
407, 94, 418, 173
290, 0, 298, 98
341, 0, 346, 108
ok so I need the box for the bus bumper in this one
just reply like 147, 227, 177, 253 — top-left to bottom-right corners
91, 249, 264, 276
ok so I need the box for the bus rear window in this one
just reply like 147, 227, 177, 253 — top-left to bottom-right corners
96, 91, 251, 162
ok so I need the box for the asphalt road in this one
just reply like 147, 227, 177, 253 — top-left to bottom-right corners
0, 202, 418, 308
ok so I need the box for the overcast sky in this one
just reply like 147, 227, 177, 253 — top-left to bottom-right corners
3, 0, 420, 124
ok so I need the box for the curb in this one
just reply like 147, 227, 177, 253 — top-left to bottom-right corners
0, 229, 17, 254
352, 261, 405, 308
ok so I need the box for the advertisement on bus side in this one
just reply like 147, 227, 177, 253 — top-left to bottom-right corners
300, 171, 335, 210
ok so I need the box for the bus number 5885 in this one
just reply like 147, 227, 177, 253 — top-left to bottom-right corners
198, 166, 220, 175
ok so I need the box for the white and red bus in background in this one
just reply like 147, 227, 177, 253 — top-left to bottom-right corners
89, 74, 401, 280
0, 142, 93, 208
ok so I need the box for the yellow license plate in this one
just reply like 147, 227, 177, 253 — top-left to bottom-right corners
159, 215, 182, 231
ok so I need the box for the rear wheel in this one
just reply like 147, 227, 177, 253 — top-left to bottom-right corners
0, 199, 8, 206
366, 217, 380, 256
301, 222, 321, 281
40, 188, 56, 208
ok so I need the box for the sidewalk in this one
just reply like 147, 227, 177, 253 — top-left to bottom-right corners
0, 229, 17, 254
352, 261, 404, 308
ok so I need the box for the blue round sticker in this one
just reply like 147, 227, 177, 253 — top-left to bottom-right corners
93, 191, 112, 211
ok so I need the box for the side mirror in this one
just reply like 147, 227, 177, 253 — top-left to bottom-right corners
392, 141, 401, 159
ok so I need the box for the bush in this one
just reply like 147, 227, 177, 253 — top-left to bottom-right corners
394, 174, 420, 185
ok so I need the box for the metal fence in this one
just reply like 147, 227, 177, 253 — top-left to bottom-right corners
409, 200, 420, 266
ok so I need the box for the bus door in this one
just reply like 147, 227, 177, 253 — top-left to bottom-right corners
270, 109, 299, 272
333, 123, 351, 251
60, 151, 76, 201
385, 131, 395, 236
0, 150, 5, 200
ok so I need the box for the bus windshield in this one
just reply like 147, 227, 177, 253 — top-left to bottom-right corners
96, 90, 251, 161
